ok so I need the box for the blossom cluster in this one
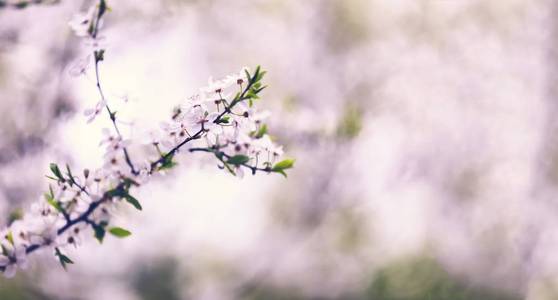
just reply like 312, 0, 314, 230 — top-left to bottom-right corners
0, 0, 293, 278
158, 67, 287, 177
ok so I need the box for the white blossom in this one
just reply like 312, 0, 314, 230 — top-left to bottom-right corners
68, 5, 97, 37
84, 100, 106, 123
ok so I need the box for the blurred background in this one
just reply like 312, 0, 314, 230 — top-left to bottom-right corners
0, 0, 556, 299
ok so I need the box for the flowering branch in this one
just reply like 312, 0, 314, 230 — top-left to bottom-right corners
93, 51, 138, 175
0, 0, 294, 278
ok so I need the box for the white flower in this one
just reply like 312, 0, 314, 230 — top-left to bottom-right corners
202, 76, 234, 95
0, 242, 28, 278
142, 130, 162, 145
62, 224, 86, 248
235, 166, 245, 178
29, 200, 59, 224
270, 144, 284, 157
234, 103, 270, 129
82, 168, 108, 193
183, 93, 211, 110
161, 121, 190, 142
68, 4, 97, 38
226, 67, 249, 86
184, 106, 219, 133
28, 226, 59, 248
84, 100, 106, 123
90, 204, 112, 224
224, 133, 252, 156
9, 221, 34, 249
135, 166, 151, 185
68, 55, 91, 77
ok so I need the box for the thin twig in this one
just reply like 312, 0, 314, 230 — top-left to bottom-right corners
93, 56, 138, 175
189, 147, 271, 174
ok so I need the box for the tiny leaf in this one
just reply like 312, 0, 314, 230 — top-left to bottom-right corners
55, 247, 74, 271
125, 194, 142, 211
271, 159, 295, 171
44, 189, 64, 214
244, 69, 251, 83
109, 227, 132, 238
251, 65, 261, 83
5, 231, 13, 246
254, 124, 268, 139
271, 159, 295, 177
218, 116, 230, 124
49, 163, 65, 182
227, 155, 250, 166
65, 164, 74, 187
158, 153, 176, 171
276, 169, 288, 178
93, 222, 107, 244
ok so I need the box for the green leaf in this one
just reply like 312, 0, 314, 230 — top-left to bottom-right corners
245, 90, 259, 100
250, 66, 266, 84
275, 170, 288, 178
44, 187, 64, 213
124, 194, 142, 211
251, 65, 261, 83
254, 124, 268, 139
107, 188, 125, 198
218, 116, 230, 124
93, 224, 106, 244
45, 175, 58, 181
45, 185, 54, 201
256, 70, 266, 82
49, 163, 65, 182
271, 159, 295, 177
254, 86, 267, 94
5, 231, 14, 246
122, 177, 139, 190
65, 164, 74, 187
55, 247, 74, 271
233, 92, 241, 102
46, 198, 63, 213
158, 153, 176, 171
272, 159, 295, 171
227, 155, 250, 166
215, 154, 236, 176
244, 69, 251, 83
109, 227, 132, 238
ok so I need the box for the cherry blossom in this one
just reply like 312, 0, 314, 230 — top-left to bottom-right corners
0, 0, 294, 278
